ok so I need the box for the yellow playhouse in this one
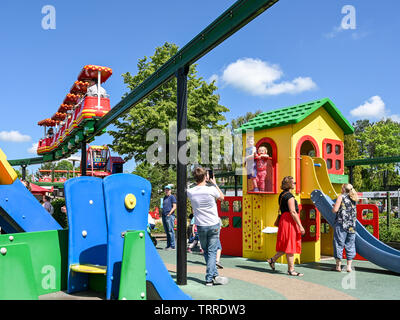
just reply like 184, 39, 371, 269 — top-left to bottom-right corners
237, 98, 354, 264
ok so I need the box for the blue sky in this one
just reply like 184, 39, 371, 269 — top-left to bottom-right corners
0, 0, 399, 174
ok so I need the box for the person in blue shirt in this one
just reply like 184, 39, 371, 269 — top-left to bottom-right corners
162, 185, 177, 250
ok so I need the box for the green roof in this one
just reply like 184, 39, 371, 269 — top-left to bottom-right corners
237, 98, 354, 135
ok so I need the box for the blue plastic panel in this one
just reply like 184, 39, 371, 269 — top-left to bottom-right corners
64, 177, 108, 293
103, 173, 151, 300
0, 179, 62, 232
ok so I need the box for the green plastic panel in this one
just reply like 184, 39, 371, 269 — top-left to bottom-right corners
0, 243, 38, 300
0, 229, 68, 296
329, 174, 349, 184
118, 231, 146, 300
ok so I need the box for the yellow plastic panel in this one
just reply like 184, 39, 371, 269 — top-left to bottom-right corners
242, 195, 253, 252
0, 148, 18, 185
313, 157, 337, 199
300, 156, 322, 199
252, 196, 264, 253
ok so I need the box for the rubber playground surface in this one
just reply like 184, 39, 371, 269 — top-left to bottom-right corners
155, 238, 400, 300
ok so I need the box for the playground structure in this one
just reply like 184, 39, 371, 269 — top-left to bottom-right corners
1, 0, 399, 300
215, 97, 400, 274
0, 151, 191, 299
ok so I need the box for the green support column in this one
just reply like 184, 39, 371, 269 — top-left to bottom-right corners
118, 231, 146, 300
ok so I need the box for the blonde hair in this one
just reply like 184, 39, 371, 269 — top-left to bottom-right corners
281, 176, 294, 191
258, 146, 268, 154
343, 183, 358, 203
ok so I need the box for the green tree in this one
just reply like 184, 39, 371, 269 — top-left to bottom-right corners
230, 110, 262, 134
353, 119, 372, 157
344, 133, 363, 190
349, 119, 400, 190
36, 160, 74, 180
132, 162, 177, 210
359, 119, 400, 190
108, 42, 229, 165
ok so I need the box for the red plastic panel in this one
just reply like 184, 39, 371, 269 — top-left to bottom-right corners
217, 196, 243, 257
83, 96, 111, 115
322, 139, 344, 175
344, 204, 380, 261
299, 204, 320, 242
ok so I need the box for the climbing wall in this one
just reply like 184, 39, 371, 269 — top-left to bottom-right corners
243, 195, 253, 252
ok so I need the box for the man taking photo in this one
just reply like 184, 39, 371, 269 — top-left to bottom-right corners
187, 167, 228, 286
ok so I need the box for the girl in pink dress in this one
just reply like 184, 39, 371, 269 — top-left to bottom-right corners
254, 146, 269, 192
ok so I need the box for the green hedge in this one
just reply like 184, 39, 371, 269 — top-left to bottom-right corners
379, 215, 400, 243
51, 198, 68, 229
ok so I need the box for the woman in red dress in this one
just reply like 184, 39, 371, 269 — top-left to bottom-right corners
267, 176, 306, 276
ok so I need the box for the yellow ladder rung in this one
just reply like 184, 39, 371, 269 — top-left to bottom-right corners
70, 264, 107, 274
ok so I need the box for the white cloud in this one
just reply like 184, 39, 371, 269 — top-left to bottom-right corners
0, 130, 31, 143
220, 58, 317, 96
350, 96, 386, 118
27, 142, 39, 154
350, 96, 400, 122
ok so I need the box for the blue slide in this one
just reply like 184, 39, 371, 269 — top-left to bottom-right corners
311, 190, 400, 274
145, 231, 191, 300
0, 179, 62, 233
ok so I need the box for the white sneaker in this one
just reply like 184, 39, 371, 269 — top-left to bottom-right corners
213, 276, 229, 285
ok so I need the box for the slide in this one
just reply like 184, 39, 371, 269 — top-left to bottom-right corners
145, 231, 192, 300
311, 190, 400, 274
300, 156, 337, 199
0, 179, 62, 233
0, 148, 62, 233
301, 156, 400, 274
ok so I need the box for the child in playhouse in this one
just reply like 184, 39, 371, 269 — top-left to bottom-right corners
254, 146, 270, 192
